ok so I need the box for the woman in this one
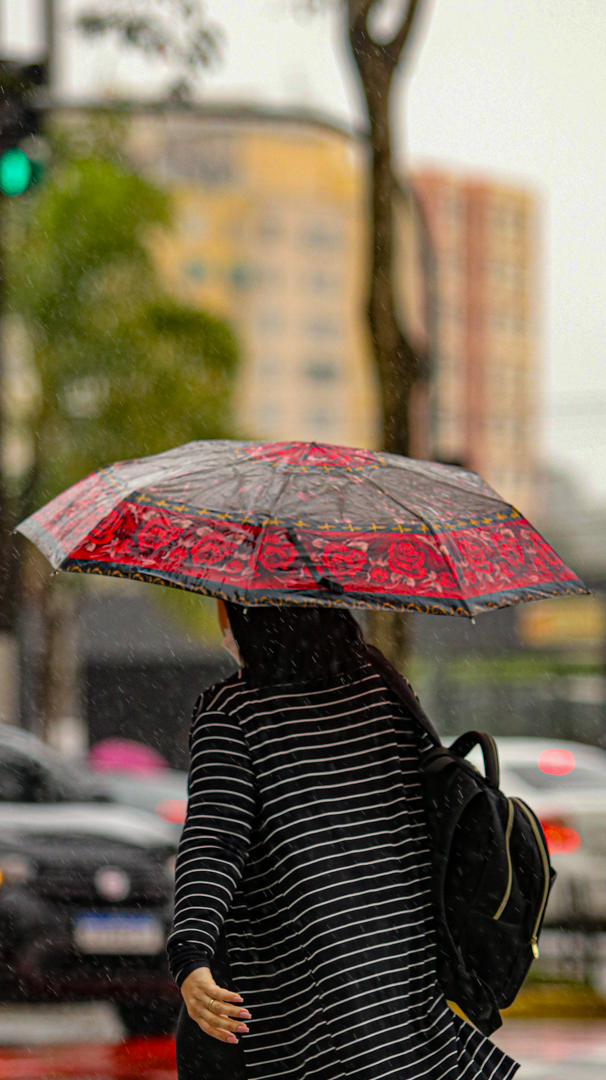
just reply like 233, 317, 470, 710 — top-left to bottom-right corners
168, 602, 518, 1080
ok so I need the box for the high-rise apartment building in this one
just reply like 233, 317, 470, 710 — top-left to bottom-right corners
411, 169, 539, 514
123, 105, 382, 450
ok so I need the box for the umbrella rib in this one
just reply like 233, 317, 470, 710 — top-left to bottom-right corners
361, 473, 474, 619
269, 462, 345, 595
247, 468, 296, 595
391, 459, 512, 509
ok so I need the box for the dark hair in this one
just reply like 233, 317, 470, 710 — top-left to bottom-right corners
225, 603, 367, 688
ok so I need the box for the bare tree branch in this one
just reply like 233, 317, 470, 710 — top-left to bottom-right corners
348, 0, 422, 71
383, 0, 423, 64
76, 0, 221, 93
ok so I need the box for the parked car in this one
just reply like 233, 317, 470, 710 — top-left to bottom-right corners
466, 736, 606, 930
0, 724, 180, 1035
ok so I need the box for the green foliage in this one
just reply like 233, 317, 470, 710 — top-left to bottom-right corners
409, 653, 605, 692
6, 115, 238, 514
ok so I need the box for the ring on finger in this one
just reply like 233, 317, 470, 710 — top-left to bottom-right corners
208, 998, 216, 1013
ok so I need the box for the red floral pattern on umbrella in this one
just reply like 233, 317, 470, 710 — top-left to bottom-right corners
17, 439, 588, 617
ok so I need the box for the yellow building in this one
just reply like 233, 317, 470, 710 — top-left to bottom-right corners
123, 104, 380, 449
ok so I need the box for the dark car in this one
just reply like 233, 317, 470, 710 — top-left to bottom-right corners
0, 725, 180, 1035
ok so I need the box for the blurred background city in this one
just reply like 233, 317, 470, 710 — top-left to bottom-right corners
0, 1, 605, 1077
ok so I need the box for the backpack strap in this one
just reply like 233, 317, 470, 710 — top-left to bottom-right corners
364, 644, 442, 747
450, 731, 500, 789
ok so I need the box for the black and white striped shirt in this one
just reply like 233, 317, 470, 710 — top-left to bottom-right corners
168, 666, 517, 1080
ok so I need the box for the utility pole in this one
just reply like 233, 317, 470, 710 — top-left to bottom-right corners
0, 69, 18, 723
0, 60, 47, 723
0, 167, 17, 723
43, 0, 56, 96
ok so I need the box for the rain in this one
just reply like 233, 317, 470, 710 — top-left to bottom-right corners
0, 2, 605, 1079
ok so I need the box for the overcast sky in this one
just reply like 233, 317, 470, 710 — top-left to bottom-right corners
3, 0, 606, 504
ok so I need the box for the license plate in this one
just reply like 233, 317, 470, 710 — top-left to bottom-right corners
74, 912, 164, 955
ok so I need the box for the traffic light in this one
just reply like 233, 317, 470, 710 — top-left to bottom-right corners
0, 60, 47, 197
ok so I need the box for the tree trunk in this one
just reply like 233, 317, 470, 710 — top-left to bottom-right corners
347, 0, 427, 669
347, 0, 426, 457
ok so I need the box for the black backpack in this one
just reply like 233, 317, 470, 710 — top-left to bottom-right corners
367, 645, 556, 1036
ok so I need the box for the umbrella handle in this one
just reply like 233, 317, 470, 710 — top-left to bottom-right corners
285, 528, 344, 595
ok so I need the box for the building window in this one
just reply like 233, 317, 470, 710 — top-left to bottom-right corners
300, 225, 343, 250
438, 193, 461, 220
162, 135, 235, 187
257, 312, 284, 334
489, 206, 525, 236
306, 409, 339, 433
489, 260, 524, 287
491, 311, 525, 334
260, 358, 281, 379
183, 261, 206, 281
230, 263, 252, 289
257, 266, 282, 287
258, 219, 283, 242
304, 317, 340, 339
305, 271, 341, 295
302, 359, 340, 383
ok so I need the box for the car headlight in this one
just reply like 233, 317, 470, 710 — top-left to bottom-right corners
156, 798, 187, 824
0, 854, 35, 885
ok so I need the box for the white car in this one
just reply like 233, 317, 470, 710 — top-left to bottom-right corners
96, 770, 188, 840
465, 736, 606, 928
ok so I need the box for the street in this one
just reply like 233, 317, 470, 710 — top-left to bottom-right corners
0, 1007, 604, 1080
493, 1019, 606, 1080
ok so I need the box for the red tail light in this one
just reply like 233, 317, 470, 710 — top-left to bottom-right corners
540, 819, 581, 855
155, 798, 187, 824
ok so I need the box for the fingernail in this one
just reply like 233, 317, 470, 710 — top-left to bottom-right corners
227, 1035, 238, 1044
238, 1010, 251, 1018
237, 1024, 249, 1033
232, 995, 243, 1003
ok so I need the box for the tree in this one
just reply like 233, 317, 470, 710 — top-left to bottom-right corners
346, 0, 428, 456
7, 117, 237, 517
5, 115, 238, 734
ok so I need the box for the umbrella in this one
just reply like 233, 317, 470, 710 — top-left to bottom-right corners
16, 439, 588, 618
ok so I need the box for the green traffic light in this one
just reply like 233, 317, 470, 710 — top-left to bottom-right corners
0, 147, 32, 197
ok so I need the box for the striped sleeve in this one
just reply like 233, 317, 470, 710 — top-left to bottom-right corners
167, 692, 256, 987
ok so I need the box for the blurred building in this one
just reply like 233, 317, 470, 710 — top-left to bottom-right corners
62, 103, 541, 514
412, 169, 539, 515
123, 104, 383, 449
58, 105, 540, 502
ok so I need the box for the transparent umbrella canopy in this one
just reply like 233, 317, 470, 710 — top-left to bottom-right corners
16, 439, 588, 618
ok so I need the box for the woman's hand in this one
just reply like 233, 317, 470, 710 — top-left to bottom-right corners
181, 966, 251, 1043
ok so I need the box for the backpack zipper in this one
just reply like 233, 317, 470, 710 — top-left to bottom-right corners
512, 797, 551, 959
493, 798, 515, 920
